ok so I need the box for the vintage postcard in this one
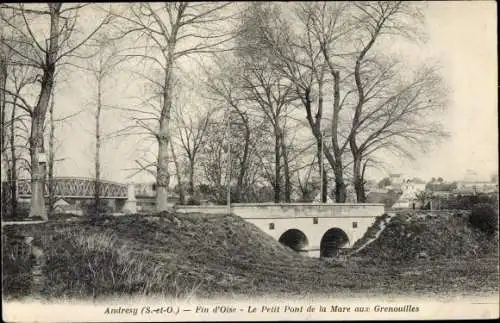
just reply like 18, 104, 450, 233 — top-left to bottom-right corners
1, 1, 498, 322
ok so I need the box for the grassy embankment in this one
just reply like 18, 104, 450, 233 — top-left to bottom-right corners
2, 210, 498, 300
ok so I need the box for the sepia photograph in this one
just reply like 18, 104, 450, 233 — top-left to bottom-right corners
1, 1, 498, 321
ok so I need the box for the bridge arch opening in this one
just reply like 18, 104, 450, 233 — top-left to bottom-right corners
278, 229, 309, 252
320, 228, 349, 258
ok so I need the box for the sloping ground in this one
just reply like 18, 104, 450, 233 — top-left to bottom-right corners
2, 213, 349, 300
2, 211, 498, 300
350, 213, 393, 253
358, 210, 499, 261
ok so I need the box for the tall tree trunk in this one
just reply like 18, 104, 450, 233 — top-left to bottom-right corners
282, 146, 291, 202
316, 140, 327, 203
331, 70, 346, 203
0, 33, 7, 163
273, 127, 281, 203
234, 111, 251, 202
1, 33, 10, 216
156, 124, 170, 211
360, 159, 369, 202
29, 3, 61, 220
302, 79, 346, 203
169, 141, 185, 205
0, 44, 6, 161
333, 167, 346, 203
352, 154, 366, 203
279, 128, 291, 202
321, 44, 348, 203
315, 78, 327, 203
29, 97, 50, 219
156, 50, 174, 212
188, 158, 195, 196
47, 88, 55, 217
349, 26, 380, 204
94, 76, 102, 216
235, 120, 250, 203
8, 96, 17, 217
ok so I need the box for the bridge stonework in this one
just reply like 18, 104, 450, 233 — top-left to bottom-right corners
176, 203, 385, 258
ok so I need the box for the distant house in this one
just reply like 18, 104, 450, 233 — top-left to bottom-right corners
53, 198, 84, 215
392, 181, 426, 209
455, 181, 498, 194
53, 198, 70, 213
400, 182, 426, 198
451, 169, 498, 194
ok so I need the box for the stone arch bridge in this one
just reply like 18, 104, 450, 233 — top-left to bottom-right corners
176, 203, 385, 258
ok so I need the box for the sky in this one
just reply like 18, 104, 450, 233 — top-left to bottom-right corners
43, 1, 499, 184
400, 1, 498, 182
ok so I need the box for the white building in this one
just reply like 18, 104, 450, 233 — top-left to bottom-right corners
392, 181, 426, 209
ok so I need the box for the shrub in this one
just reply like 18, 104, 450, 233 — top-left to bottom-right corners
186, 197, 201, 205
469, 203, 499, 234
81, 202, 114, 217
2, 234, 35, 299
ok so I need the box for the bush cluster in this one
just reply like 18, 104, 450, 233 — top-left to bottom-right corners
469, 203, 499, 235
440, 193, 498, 210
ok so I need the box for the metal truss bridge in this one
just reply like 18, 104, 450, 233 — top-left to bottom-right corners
13, 177, 128, 199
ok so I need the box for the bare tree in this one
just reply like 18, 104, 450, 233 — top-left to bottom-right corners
1, 36, 38, 216
346, 2, 448, 202
240, 2, 340, 202
237, 4, 306, 203
0, 3, 112, 219
238, 61, 295, 202
296, 154, 320, 202
174, 103, 214, 199
111, 2, 236, 211
295, 2, 355, 203
198, 116, 230, 203
204, 55, 274, 203
249, 2, 448, 204
77, 36, 127, 216
350, 62, 448, 201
